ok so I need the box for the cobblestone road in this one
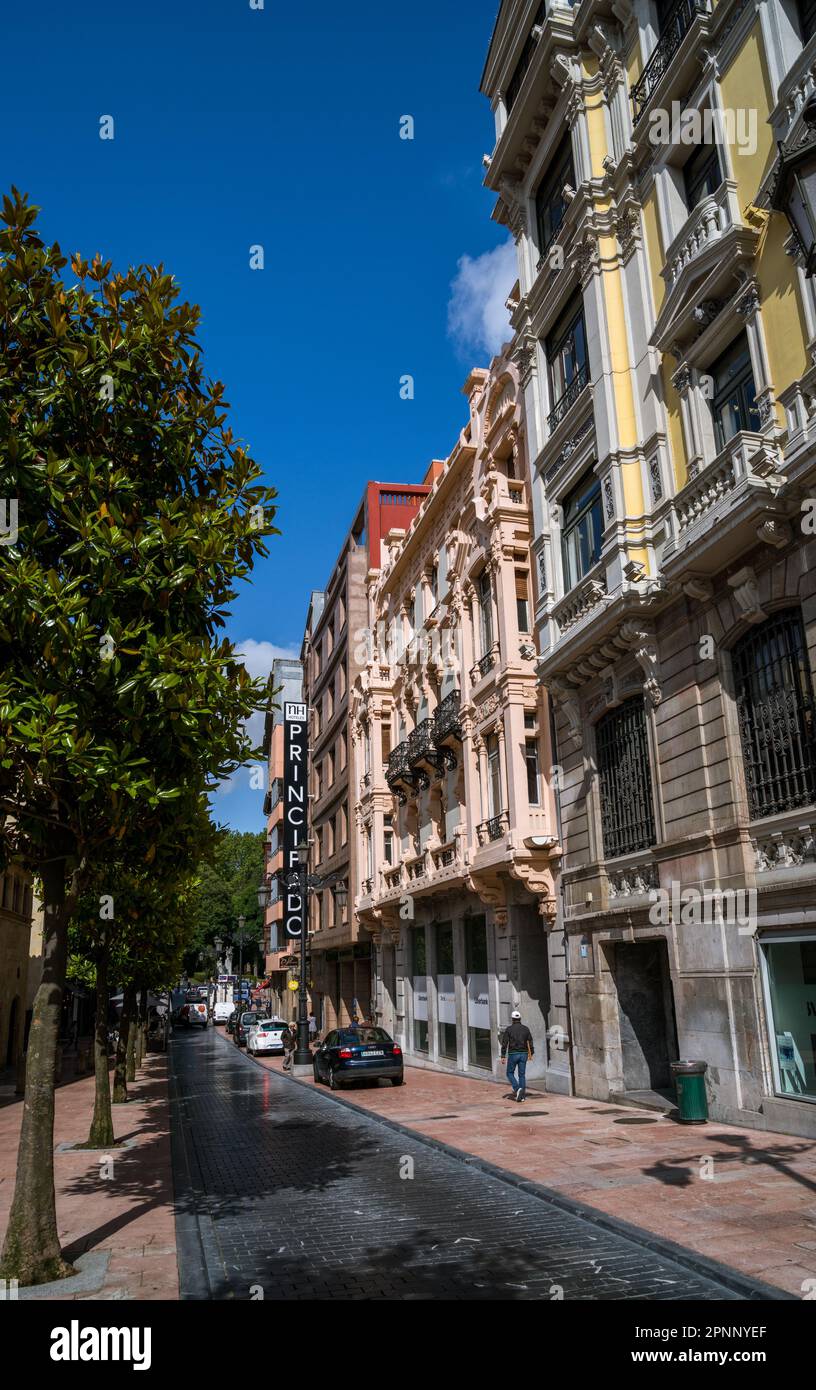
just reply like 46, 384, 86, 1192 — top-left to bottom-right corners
170, 1028, 764, 1301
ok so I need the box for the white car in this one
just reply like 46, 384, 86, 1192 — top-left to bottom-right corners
213, 1001, 234, 1025
246, 1018, 289, 1056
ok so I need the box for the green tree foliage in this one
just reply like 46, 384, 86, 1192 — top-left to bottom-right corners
0, 189, 278, 1284
186, 828, 265, 975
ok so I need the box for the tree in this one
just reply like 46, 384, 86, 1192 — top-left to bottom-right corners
186, 828, 266, 975
0, 189, 278, 1284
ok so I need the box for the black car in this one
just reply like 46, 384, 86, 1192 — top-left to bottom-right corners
313, 1026, 403, 1090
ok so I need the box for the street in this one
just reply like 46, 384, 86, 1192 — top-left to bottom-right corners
170, 1029, 763, 1302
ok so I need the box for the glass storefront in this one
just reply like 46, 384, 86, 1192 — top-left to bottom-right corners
435, 921, 457, 1060
465, 915, 492, 1070
762, 936, 816, 1101
411, 927, 428, 1053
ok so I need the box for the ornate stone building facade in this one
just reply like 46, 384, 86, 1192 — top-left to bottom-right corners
351, 351, 562, 1083
481, 0, 816, 1134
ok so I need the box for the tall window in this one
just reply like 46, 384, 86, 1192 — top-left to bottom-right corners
596, 697, 656, 859
384, 814, 394, 864
487, 733, 502, 818
429, 560, 439, 607
535, 134, 576, 256
515, 570, 530, 634
561, 469, 603, 591
526, 740, 541, 805
435, 921, 457, 1060
732, 609, 816, 820
478, 569, 494, 657
682, 137, 722, 212
505, 2, 546, 112
710, 335, 760, 450
798, 0, 816, 44
546, 300, 589, 426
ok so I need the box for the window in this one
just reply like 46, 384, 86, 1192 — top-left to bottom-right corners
340, 804, 348, 845
487, 734, 502, 818
710, 335, 760, 450
411, 928, 428, 1053
328, 747, 336, 786
465, 916, 491, 1070
381, 722, 391, 764
429, 560, 439, 607
561, 469, 603, 591
682, 137, 722, 212
314, 762, 323, 801
384, 814, 394, 864
798, 0, 816, 44
526, 740, 541, 805
315, 826, 323, 865
524, 711, 536, 730
505, 2, 546, 112
478, 569, 494, 657
535, 135, 576, 256
546, 301, 589, 426
732, 609, 816, 820
762, 937, 816, 1101
596, 697, 656, 859
435, 921, 457, 1061
515, 570, 530, 634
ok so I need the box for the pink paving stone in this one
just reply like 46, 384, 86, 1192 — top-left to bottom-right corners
0, 1053, 178, 1301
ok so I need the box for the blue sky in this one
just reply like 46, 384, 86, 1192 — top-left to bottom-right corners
6, 0, 516, 831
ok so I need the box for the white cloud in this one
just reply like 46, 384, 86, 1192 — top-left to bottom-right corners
447, 239, 517, 360
235, 638, 299, 681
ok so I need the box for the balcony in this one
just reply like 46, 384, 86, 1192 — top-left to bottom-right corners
662, 433, 786, 579
663, 182, 739, 294
407, 718, 436, 787
434, 689, 462, 748
631, 0, 709, 125
385, 740, 417, 804
477, 811, 510, 845
551, 567, 609, 640
470, 643, 500, 685
547, 362, 589, 433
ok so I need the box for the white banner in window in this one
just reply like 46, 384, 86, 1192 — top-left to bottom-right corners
467, 973, 490, 1030
413, 976, 428, 1022
437, 975, 456, 1024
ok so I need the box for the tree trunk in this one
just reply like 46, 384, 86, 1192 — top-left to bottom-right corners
0, 857, 76, 1284
126, 1003, 137, 1083
84, 939, 114, 1148
113, 982, 135, 1103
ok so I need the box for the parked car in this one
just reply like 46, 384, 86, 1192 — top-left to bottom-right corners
246, 1018, 288, 1056
213, 1001, 234, 1025
234, 1011, 261, 1047
313, 1026, 403, 1090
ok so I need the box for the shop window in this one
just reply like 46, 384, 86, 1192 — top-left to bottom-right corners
596, 697, 657, 859
763, 938, 816, 1100
465, 916, 491, 1070
732, 609, 816, 820
710, 334, 761, 451
411, 928, 428, 1053
535, 133, 575, 257
435, 921, 457, 1061
561, 469, 603, 592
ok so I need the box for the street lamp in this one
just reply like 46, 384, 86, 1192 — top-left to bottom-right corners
770, 94, 816, 276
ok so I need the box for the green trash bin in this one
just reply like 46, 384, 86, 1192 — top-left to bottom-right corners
671, 1059, 708, 1124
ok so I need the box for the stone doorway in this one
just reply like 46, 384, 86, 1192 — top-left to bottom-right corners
613, 940, 678, 1093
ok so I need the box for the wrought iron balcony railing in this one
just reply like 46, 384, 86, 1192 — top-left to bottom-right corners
478, 812, 510, 845
630, 0, 708, 123
470, 644, 500, 685
547, 362, 589, 433
386, 740, 416, 803
434, 689, 463, 747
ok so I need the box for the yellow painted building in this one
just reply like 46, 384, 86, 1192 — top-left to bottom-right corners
481, 0, 816, 1135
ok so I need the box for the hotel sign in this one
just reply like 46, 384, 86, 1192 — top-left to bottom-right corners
283, 702, 308, 939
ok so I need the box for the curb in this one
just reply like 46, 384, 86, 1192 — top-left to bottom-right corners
14, 1251, 110, 1301
168, 1059, 215, 1300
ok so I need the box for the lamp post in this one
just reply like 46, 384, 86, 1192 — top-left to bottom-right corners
236, 915, 245, 984
257, 858, 348, 1069
770, 94, 816, 276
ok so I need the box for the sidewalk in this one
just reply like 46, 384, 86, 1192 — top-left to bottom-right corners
257, 1053, 816, 1297
0, 1053, 178, 1299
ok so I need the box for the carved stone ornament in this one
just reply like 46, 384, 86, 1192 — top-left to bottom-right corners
547, 677, 583, 741
727, 565, 765, 624
619, 620, 661, 707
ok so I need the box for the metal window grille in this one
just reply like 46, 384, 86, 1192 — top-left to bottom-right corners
596, 697, 656, 858
732, 609, 816, 820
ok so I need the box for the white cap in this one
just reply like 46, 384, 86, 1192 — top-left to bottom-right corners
511, 1010, 521, 1019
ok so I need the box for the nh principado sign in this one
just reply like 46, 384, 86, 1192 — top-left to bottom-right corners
283, 702, 308, 940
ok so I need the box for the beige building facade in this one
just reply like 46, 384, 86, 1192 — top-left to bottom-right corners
352, 350, 562, 1083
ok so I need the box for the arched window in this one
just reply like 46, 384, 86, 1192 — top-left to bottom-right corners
596, 697, 656, 859
732, 609, 816, 820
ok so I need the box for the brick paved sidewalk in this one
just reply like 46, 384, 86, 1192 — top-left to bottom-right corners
255, 1051, 816, 1297
0, 1053, 178, 1299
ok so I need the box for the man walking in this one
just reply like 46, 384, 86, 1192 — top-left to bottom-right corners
500, 1009, 534, 1102
281, 1023, 296, 1071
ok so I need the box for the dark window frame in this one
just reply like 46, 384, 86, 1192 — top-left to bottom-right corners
682, 137, 723, 211
710, 334, 761, 451
561, 468, 603, 591
596, 696, 657, 859
535, 135, 576, 257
